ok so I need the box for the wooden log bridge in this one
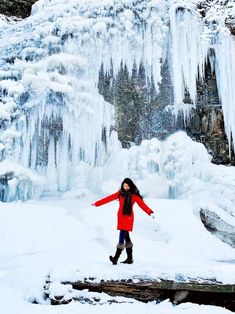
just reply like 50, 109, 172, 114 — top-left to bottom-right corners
62, 278, 235, 311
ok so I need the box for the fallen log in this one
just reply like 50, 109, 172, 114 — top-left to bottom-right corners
62, 278, 235, 311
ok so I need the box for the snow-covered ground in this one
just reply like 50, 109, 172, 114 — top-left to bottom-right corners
0, 195, 234, 313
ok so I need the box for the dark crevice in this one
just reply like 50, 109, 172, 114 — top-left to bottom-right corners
0, 0, 38, 19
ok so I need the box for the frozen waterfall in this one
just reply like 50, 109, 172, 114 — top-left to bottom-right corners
0, 0, 234, 201
0, 0, 169, 200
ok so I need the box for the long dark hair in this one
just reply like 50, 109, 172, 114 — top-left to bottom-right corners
118, 178, 143, 216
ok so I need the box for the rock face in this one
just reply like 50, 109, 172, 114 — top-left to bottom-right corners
182, 61, 235, 165
200, 208, 235, 248
225, 16, 235, 35
0, 0, 38, 18
184, 107, 234, 164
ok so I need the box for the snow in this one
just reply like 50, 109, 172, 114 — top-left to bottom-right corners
0, 196, 234, 313
1, 133, 235, 312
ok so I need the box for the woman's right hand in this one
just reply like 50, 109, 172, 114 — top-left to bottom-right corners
91, 203, 96, 206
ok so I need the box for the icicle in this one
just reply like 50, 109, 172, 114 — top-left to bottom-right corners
169, 2, 209, 116
213, 30, 235, 152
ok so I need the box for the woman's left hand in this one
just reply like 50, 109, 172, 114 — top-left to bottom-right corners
150, 212, 155, 220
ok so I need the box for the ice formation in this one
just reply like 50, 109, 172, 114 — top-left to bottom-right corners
0, 0, 234, 200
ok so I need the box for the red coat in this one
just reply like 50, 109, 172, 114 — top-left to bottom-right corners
94, 191, 153, 232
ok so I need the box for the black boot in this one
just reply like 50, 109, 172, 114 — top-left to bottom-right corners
109, 243, 124, 265
121, 242, 133, 264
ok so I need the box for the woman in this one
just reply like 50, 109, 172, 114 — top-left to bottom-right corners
92, 178, 155, 265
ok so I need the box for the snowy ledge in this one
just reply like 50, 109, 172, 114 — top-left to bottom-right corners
43, 277, 235, 311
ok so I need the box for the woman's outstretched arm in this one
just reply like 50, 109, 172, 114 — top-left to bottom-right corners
134, 195, 154, 215
92, 191, 119, 207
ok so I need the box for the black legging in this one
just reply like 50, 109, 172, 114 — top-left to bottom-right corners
119, 230, 131, 244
